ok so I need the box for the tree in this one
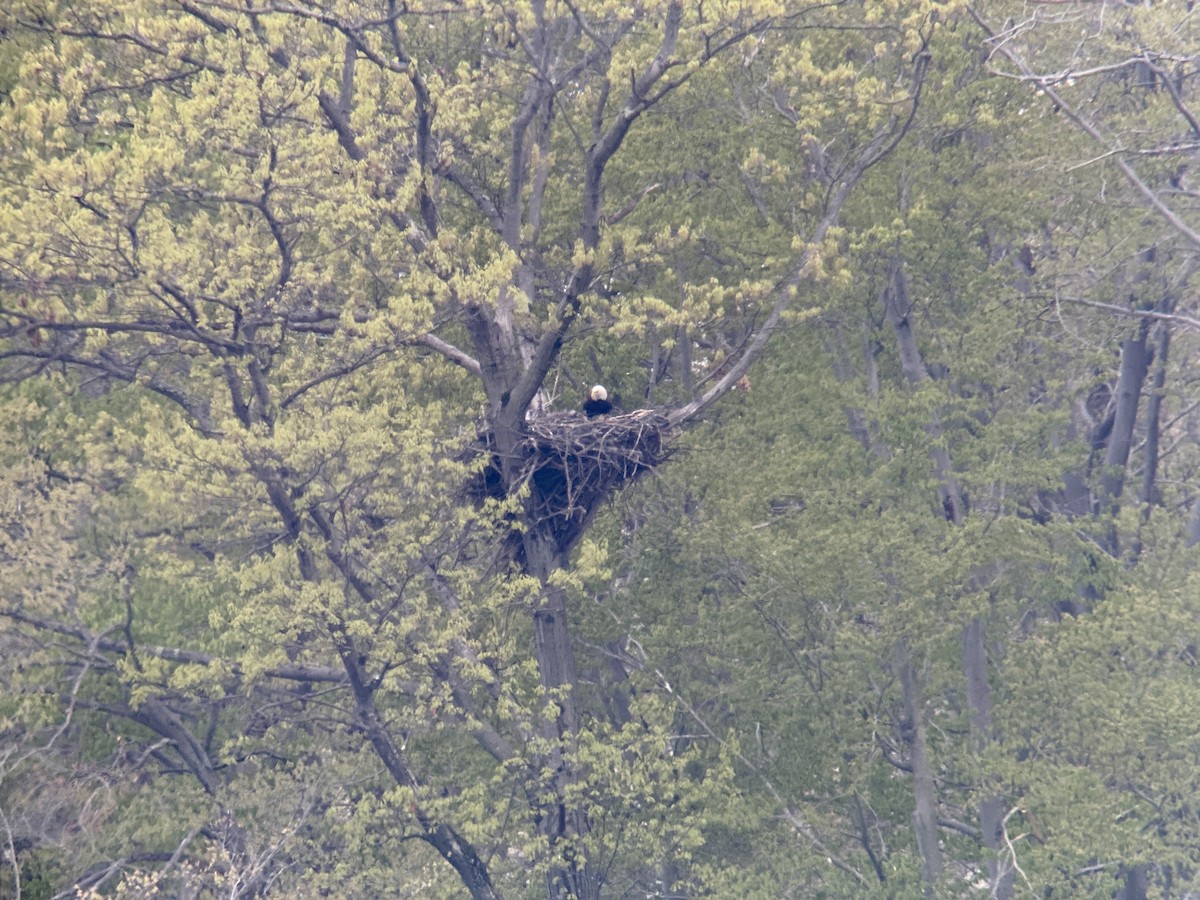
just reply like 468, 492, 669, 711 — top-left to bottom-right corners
967, 5, 1200, 895
589, 7, 1200, 894
0, 1, 945, 895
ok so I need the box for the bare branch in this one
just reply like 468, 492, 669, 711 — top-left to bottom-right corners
1054, 293, 1200, 333
507, 5, 774, 423
971, 6, 1200, 253
1145, 53, 1200, 140
0, 608, 348, 684
668, 35, 932, 427
415, 334, 481, 377
194, 0, 408, 73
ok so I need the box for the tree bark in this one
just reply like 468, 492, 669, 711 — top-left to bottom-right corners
884, 254, 1001, 894
881, 255, 966, 520
1100, 324, 1151, 515
896, 639, 942, 894
962, 619, 1012, 898
1139, 320, 1171, 516
521, 526, 597, 898
129, 702, 267, 897
344, 653, 501, 900
1116, 864, 1148, 900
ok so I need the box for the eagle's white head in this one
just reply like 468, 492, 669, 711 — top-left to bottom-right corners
590, 385, 608, 401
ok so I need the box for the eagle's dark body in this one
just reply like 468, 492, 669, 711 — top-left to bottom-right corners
583, 385, 613, 418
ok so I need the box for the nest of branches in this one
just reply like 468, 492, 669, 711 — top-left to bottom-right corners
468, 408, 671, 555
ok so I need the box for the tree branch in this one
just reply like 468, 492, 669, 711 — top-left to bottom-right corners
0, 608, 348, 684
416, 333, 482, 377
667, 35, 931, 428
1055, 293, 1200, 332
971, 6, 1200, 253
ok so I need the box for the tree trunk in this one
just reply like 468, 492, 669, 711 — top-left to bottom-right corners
346, 660, 501, 900
881, 254, 966, 520
1130, 318, 1171, 561
884, 255, 1001, 895
1188, 501, 1200, 548
1116, 864, 1148, 900
1099, 323, 1151, 522
896, 639, 942, 894
522, 526, 598, 899
1139, 320, 1170, 516
962, 618, 1012, 898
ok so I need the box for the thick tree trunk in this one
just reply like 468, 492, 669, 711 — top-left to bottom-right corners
1130, 319, 1171, 561
896, 640, 942, 894
962, 619, 1012, 898
1116, 864, 1148, 900
1188, 502, 1200, 548
1087, 323, 1150, 558
522, 527, 598, 899
469, 277, 601, 894
884, 255, 1002, 893
881, 256, 966, 518
1099, 324, 1151, 520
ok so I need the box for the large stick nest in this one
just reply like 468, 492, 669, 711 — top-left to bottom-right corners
468, 409, 672, 555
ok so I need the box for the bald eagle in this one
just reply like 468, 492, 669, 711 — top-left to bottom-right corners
583, 384, 614, 418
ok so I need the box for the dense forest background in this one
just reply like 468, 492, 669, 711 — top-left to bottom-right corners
2, 1, 1200, 897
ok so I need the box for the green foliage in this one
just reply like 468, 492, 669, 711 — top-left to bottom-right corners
3, 1, 1200, 897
